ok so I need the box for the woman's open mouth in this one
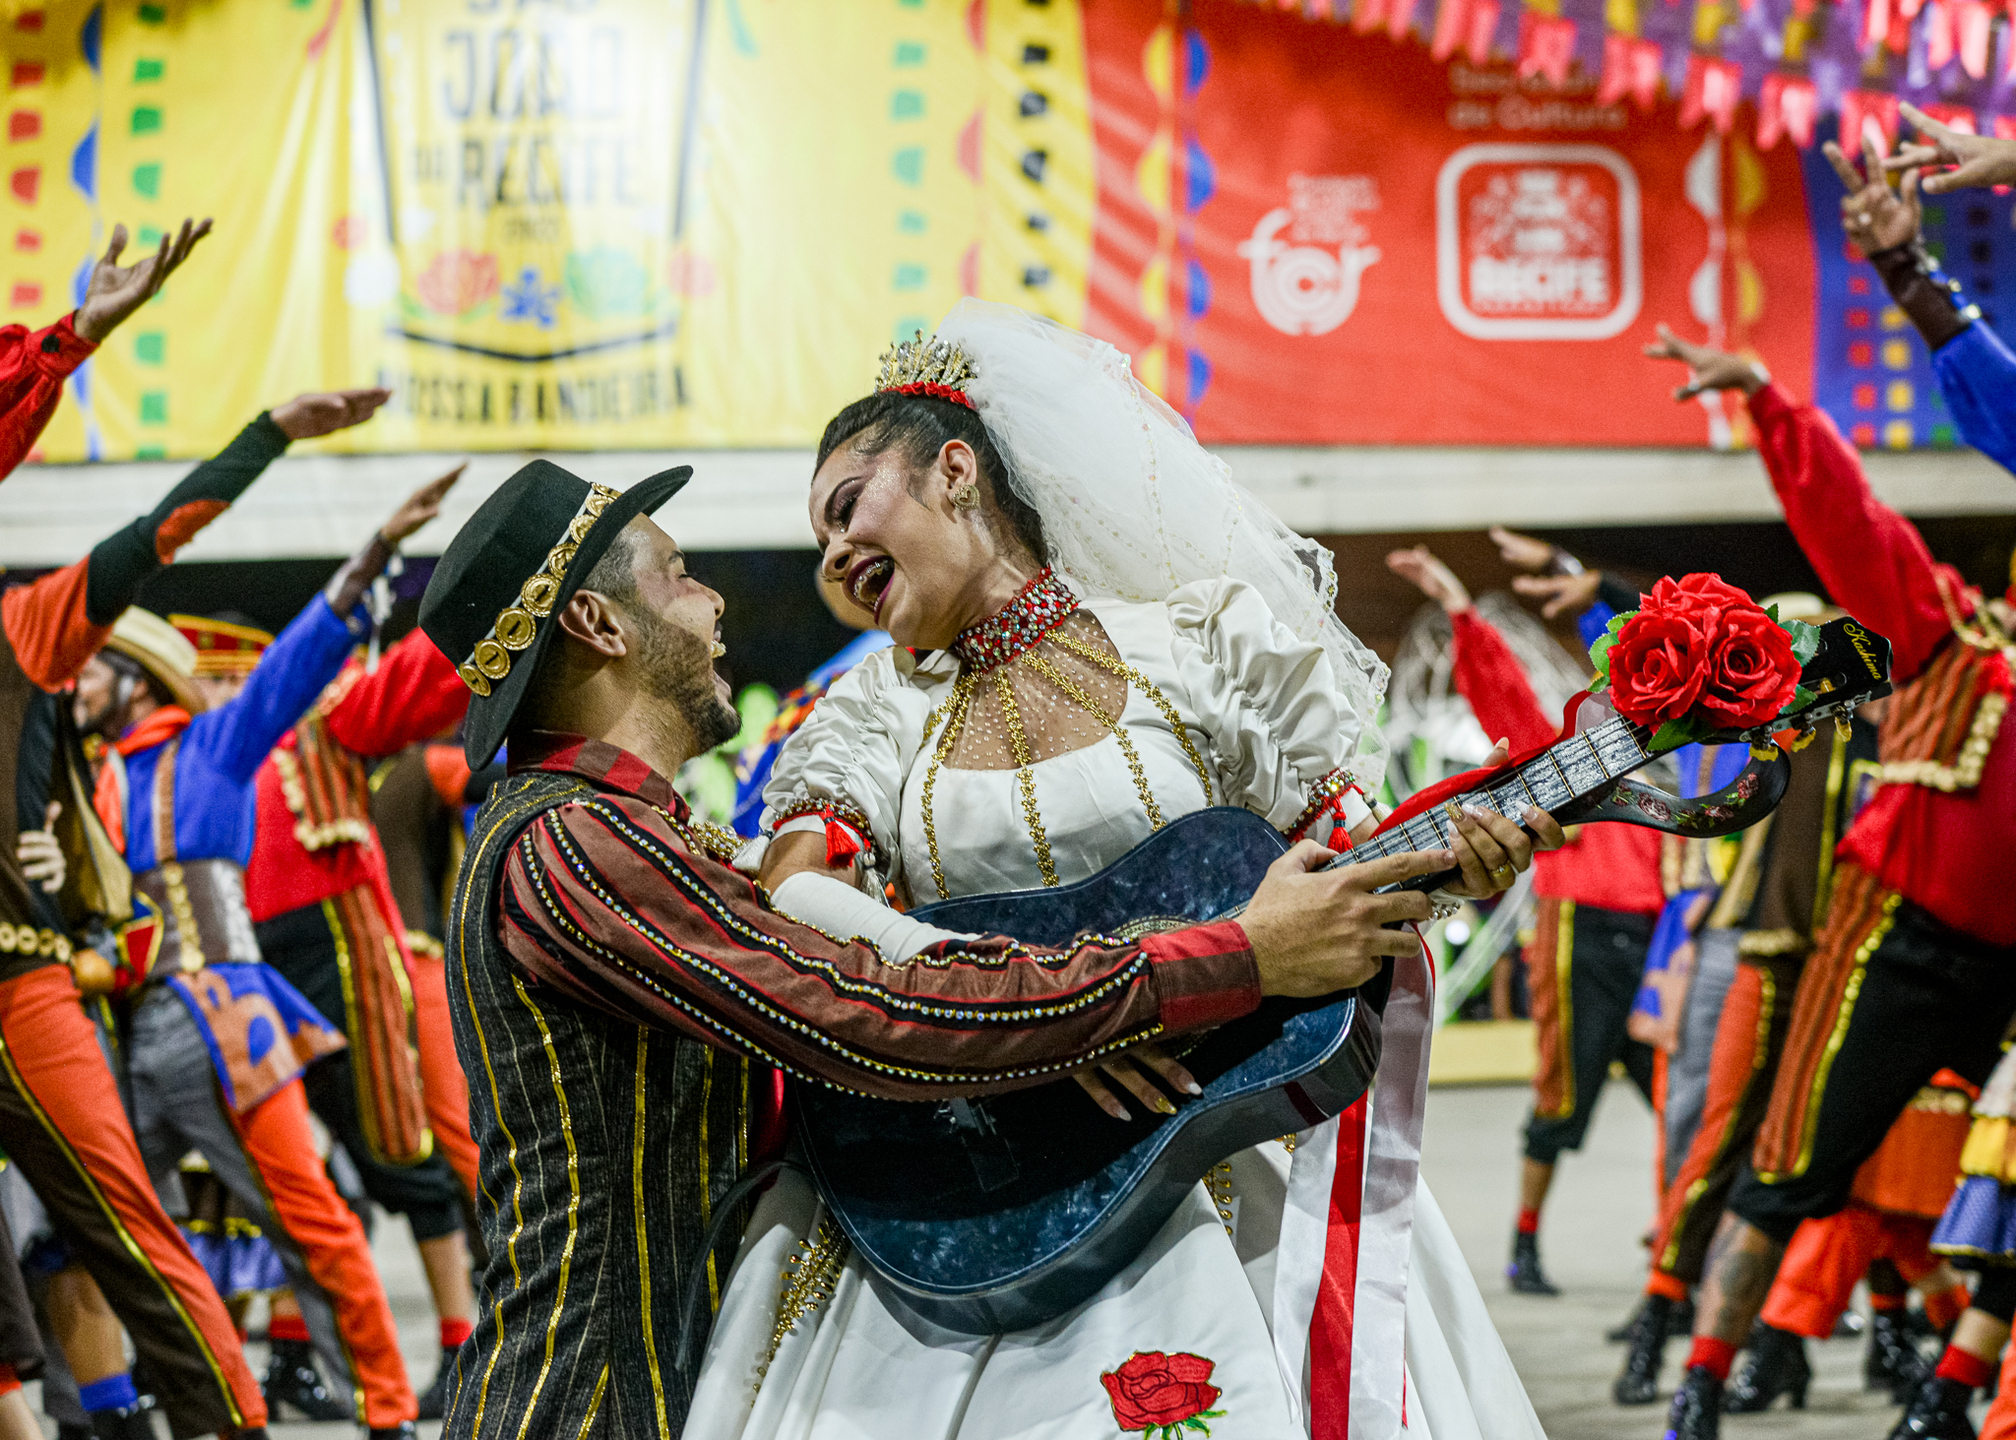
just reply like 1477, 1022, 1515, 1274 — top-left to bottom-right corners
847, 556, 896, 618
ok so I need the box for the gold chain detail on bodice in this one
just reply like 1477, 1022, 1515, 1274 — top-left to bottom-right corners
916, 628, 1214, 900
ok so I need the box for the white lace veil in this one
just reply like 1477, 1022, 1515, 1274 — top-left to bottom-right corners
932, 298, 1392, 794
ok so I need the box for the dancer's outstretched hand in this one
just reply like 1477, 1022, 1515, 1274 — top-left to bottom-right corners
1511, 571, 1601, 618
271, 388, 395, 440
1884, 102, 2016, 194
1824, 131, 1923, 258
1645, 324, 1770, 401
1386, 545, 1471, 614
74, 218, 212, 343
379, 462, 467, 546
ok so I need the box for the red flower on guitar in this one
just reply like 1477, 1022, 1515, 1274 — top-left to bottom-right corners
1596, 573, 1806, 736
1606, 609, 1708, 726
1101, 1351, 1226, 1437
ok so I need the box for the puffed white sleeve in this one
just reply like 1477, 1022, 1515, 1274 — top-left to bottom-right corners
1165, 577, 1376, 840
759, 646, 932, 878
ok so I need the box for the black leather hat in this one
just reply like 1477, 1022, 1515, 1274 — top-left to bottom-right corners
420, 459, 691, 766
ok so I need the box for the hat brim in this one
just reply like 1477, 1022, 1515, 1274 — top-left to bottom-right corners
461, 466, 692, 769
104, 635, 209, 715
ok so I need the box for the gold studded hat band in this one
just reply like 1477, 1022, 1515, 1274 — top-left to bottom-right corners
419, 458, 693, 769
457, 482, 620, 698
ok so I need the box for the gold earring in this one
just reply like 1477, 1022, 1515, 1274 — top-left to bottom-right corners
951, 482, 980, 510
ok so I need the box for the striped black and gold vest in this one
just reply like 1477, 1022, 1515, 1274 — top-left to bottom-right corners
444, 769, 749, 1440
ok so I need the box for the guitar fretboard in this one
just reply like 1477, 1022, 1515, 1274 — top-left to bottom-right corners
1339, 716, 1649, 870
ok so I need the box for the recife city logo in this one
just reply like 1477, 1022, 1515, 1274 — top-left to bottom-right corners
1239, 174, 1382, 337
1436, 143, 1642, 340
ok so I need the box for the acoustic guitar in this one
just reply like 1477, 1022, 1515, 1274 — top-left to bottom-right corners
794, 616, 1892, 1334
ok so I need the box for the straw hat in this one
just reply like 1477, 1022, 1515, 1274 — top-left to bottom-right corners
104, 608, 206, 713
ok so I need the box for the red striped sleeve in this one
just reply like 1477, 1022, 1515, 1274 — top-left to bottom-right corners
497, 792, 1262, 1099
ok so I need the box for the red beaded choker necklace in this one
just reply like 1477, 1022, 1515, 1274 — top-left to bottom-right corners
951, 568, 1078, 672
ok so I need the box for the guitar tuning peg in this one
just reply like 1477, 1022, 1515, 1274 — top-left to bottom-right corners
1835, 716, 1853, 741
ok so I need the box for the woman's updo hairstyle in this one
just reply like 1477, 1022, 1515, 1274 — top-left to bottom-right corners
816, 391, 1048, 567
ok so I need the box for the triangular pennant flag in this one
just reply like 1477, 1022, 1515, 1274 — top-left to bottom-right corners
1518, 13, 1579, 84
1839, 88, 1900, 149
1679, 52, 1741, 131
1959, 0, 1993, 75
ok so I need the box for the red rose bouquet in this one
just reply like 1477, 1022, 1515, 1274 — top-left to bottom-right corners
1589, 574, 1815, 746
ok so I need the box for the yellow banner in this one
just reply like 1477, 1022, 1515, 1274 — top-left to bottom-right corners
0, 0, 1094, 459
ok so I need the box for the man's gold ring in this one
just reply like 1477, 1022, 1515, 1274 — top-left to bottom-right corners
1490, 863, 1517, 886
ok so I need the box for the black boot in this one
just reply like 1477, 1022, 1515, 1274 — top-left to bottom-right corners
1724, 1323, 1812, 1412
1608, 1296, 1646, 1344
368, 1425, 419, 1440
1507, 1231, 1559, 1295
260, 1337, 348, 1423
1888, 1376, 1980, 1440
1869, 1309, 1934, 1402
87, 1405, 157, 1440
1614, 1293, 1675, 1405
417, 1357, 455, 1421
1665, 1365, 1723, 1440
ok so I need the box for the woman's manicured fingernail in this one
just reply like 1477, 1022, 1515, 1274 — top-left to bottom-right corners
1463, 804, 1492, 819
1106, 1100, 1128, 1120
1154, 1096, 1178, 1116
1183, 1077, 1203, 1096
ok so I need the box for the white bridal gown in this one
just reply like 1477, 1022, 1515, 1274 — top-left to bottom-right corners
686, 576, 1545, 1440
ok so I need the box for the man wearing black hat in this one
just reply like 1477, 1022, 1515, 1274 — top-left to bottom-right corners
419, 461, 1522, 1438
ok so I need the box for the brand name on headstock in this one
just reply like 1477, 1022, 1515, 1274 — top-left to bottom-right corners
1840, 622, 1885, 681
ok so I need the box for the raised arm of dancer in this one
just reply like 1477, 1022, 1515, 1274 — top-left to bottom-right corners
319, 624, 468, 759
0, 387, 389, 692
1386, 545, 1557, 753
1830, 132, 2016, 474
0, 219, 210, 479
1646, 326, 1955, 684
195, 463, 459, 784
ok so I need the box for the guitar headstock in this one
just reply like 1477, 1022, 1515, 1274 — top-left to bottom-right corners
1705, 615, 1893, 745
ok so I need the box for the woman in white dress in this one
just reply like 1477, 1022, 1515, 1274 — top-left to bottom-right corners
687, 301, 1555, 1440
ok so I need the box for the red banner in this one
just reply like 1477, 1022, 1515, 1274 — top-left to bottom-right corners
1086, 1, 1815, 447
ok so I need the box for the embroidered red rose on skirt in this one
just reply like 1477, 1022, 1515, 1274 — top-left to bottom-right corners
1100, 1350, 1227, 1437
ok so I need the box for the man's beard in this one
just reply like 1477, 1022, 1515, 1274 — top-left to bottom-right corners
625, 601, 741, 755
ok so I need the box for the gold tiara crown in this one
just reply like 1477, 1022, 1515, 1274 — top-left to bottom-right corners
875, 332, 977, 401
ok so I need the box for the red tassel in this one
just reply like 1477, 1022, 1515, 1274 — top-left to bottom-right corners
819, 806, 864, 868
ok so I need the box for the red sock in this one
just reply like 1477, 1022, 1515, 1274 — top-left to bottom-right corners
267, 1314, 311, 1344
1516, 1207, 1541, 1236
1936, 1345, 1995, 1391
1686, 1337, 1738, 1381
440, 1317, 473, 1351
1926, 1285, 1972, 1332
1645, 1271, 1690, 1302
1870, 1291, 1906, 1313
